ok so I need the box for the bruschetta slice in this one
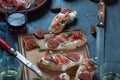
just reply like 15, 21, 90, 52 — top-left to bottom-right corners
45, 30, 87, 50
37, 51, 83, 71
49, 8, 77, 33
75, 58, 97, 80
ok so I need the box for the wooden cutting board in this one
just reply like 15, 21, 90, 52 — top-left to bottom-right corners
18, 29, 90, 80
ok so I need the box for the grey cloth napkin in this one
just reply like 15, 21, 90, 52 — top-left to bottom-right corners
0, 22, 19, 58
0, 23, 6, 39
0, 23, 7, 61
0, 23, 12, 60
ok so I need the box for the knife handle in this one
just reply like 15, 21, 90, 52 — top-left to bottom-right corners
0, 38, 11, 51
97, 0, 105, 27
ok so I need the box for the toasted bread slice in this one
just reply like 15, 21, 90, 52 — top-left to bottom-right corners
49, 8, 77, 33
37, 51, 83, 71
75, 58, 97, 80
44, 30, 87, 50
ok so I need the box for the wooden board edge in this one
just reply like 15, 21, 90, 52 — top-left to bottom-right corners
18, 35, 29, 80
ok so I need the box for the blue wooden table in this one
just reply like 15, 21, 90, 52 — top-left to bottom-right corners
0, 0, 120, 80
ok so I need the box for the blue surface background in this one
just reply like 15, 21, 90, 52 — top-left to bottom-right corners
0, 0, 120, 79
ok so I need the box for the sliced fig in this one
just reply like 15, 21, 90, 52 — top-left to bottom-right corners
22, 35, 35, 42
55, 55, 62, 64
61, 8, 73, 14
45, 52, 58, 64
57, 54, 70, 65
90, 25, 96, 38
53, 75, 61, 80
34, 29, 44, 38
44, 51, 51, 61
47, 38, 59, 48
78, 73, 92, 80
53, 73, 69, 80
25, 39, 37, 51
65, 52, 80, 62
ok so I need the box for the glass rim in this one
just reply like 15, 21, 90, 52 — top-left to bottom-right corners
8, 12, 26, 19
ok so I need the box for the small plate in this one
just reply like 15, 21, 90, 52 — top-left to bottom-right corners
0, 0, 48, 13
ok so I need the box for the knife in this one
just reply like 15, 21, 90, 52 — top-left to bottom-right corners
0, 38, 42, 77
96, 0, 106, 64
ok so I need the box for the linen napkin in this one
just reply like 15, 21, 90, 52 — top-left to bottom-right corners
0, 23, 7, 61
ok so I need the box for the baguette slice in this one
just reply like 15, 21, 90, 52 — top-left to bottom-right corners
49, 8, 77, 33
37, 51, 83, 71
75, 58, 97, 80
45, 30, 87, 50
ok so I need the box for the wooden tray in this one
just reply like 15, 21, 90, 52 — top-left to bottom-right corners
18, 30, 90, 80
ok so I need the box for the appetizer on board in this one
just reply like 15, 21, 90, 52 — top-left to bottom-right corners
49, 8, 77, 33
75, 58, 97, 80
37, 51, 83, 71
22, 35, 39, 51
34, 29, 44, 39
45, 30, 87, 50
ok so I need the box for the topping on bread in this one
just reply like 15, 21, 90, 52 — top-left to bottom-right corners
49, 8, 77, 33
75, 58, 97, 80
64, 52, 80, 62
37, 51, 83, 71
45, 30, 87, 50
78, 73, 92, 80
53, 73, 70, 80
22, 35, 39, 51
47, 38, 60, 48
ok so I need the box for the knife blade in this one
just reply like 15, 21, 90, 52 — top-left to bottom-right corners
0, 38, 42, 77
96, 0, 106, 64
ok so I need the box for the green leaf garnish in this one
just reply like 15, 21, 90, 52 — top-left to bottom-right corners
39, 49, 46, 52
40, 60, 47, 64
46, 78, 50, 80
36, 44, 40, 48
33, 78, 43, 80
33, 78, 41, 80
88, 61, 97, 66
65, 32, 73, 36
56, 51, 64, 54
40, 59, 43, 62
61, 20, 67, 24
51, 26, 56, 29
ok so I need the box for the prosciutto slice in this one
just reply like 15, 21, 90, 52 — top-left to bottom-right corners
0, 0, 30, 10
